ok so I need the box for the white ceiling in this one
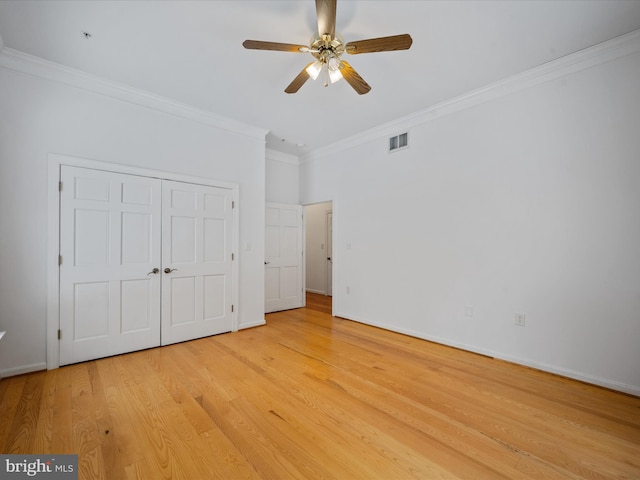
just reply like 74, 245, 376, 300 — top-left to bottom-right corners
1, 0, 640, 156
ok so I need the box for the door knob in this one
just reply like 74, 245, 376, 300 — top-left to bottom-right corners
147, 268, 159, 275
164, 268, 178, 274
264, 261, 270, 265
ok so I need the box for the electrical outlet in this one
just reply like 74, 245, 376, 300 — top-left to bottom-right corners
515, 313, 526, 327
464, 306, 474, 318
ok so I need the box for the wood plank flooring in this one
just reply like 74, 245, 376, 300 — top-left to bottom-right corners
1, 292, 639, 479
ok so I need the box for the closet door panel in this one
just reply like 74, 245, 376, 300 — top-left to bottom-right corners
59, 166, 162, 365
161, 181, 233, 345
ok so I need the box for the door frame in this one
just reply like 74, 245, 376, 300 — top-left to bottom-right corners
47, 153, 239, 370
326, 210, 333, 296
303, 200, 336, 314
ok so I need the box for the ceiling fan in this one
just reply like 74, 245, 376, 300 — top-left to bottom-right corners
242, 0, 413, 95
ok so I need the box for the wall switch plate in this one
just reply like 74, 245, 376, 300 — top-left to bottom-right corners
515, 313, 526, 326
346, 286, 350, 294
464, 306, 474, 317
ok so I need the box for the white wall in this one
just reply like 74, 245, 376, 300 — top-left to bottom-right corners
300, 40, 640, 395
0, 55, 267, 376
266, 149, 299, 204
305, 202, 332, 294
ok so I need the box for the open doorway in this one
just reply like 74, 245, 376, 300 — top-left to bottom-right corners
304, 202, 333, 309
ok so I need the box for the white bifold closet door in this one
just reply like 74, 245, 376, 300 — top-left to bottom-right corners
59, 166, 233, 366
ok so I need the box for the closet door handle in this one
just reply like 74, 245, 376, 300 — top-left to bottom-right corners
147, 268, 159, 275
164, 268, 178, 274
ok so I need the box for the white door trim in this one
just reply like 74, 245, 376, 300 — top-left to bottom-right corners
326, 211, 333, 297
47, 153, 239, 370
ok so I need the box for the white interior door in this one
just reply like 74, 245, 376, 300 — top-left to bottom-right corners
265, 203, 304, 313
161, 180, 234, 345
327, 211, 333, 297
59, 166, 161, 365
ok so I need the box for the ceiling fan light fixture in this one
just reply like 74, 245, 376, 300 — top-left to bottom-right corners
329, 66, 343, 83
327, 54, 340, 70
327, 54, 342, 83
306, 61, 323, 80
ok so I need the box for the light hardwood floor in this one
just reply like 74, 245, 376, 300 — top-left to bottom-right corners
1, 293, 639, 479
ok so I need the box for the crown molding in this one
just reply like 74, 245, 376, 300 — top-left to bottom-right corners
302, 29, 640, 163
266, 148, 300, 166
0, 47, 268, 141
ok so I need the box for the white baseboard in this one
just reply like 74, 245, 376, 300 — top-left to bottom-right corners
0, 362, 47, 379
306, 288, 326, 295
333, 311, 640, 397
238, 319, 266, 330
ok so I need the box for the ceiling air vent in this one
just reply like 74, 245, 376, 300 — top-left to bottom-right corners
389, 132, 408, 152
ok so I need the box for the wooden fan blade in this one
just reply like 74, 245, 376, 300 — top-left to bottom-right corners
340, 61, 371, 95
346, 34, 413, 54
285, 63, 313, 94
316, 0, 337, 38
243, 40, 307, 53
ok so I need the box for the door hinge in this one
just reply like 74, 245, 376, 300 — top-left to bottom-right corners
232, 253, 235, 261
232, 201, 235, 209
57, 329, 61, 340
58, 181, 63, 192
231, 305, 234, 313
58, 254, 62, 266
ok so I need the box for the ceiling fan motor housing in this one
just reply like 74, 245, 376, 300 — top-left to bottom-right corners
310, 33, 345, 64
